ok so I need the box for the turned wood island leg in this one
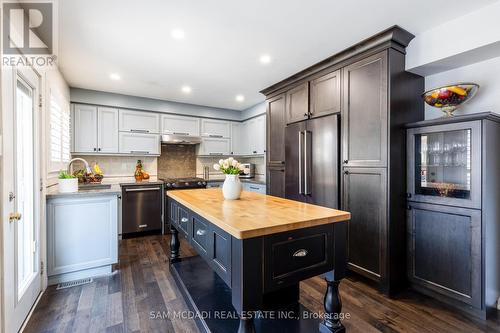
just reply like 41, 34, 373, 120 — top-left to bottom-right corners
170, 227, 180, 262
320, 221, 348, 333
320, 278, 344, 333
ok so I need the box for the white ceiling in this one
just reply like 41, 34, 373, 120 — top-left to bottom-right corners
59, 0, 497, 110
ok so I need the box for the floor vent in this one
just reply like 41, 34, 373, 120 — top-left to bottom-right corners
56, 278, 93, 290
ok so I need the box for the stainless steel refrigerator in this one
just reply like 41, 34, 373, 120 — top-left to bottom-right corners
285, 114, 339, 209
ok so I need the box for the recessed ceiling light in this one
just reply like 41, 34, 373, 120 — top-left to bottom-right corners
259, 54, 272, 64
181, 85, 192, 94
171, 29, 185, 40
109, 73, 121, 80
235, 94, 245, 102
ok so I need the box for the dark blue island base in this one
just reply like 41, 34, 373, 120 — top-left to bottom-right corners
171, 255, 339, 333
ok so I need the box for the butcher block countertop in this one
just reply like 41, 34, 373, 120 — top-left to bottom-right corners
167, 188, 351, 239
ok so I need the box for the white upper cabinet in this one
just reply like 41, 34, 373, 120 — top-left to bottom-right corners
118, 132, 160, 155
201, 119, 230, 138
161, 114, 200, 136
73, 104, 98, 153
231, 122, 243, 155
119, 109, 160, 133
97, 107, 119, 153
197, 137, 231, 156
255, 115, 266, 154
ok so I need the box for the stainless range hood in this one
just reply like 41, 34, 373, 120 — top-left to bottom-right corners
161, 134, 202, 145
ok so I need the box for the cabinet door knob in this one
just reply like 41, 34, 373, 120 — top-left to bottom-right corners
196, 229, 206, 236
406, 193, 412, 198
303, 113, 309, 118
344, 170, 349, 175
343, 160, 348, 164
181, 217, 188, 223
93, 148, 97, 151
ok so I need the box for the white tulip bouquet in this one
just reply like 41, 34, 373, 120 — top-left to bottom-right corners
213, 157, 249, 175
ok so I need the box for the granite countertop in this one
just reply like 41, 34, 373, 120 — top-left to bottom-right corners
46, 184, 122, 199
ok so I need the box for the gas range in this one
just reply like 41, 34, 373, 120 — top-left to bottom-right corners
160, 177, 207, 190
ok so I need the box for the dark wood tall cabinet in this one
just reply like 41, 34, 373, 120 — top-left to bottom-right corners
406, 113, 500, 318
263, 26, 424, 294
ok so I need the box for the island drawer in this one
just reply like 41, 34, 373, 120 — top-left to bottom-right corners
191, 214, 209, 256
177, 206, 190, 235
263, 224, 334, 291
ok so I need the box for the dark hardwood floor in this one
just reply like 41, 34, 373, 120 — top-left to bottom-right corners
24, 235, 500, 333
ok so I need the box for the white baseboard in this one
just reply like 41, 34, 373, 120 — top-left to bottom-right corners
48, 265, 113, 285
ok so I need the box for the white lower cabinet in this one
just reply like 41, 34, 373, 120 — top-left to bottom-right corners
198, 137, 231, 156
119, 132, 160, 155
47, 195, 118, 284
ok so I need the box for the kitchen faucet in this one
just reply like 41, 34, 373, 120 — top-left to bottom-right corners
67, 158, 92, 174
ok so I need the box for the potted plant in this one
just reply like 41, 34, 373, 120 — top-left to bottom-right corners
58, 170, 78, 193
213, 158, 249, 200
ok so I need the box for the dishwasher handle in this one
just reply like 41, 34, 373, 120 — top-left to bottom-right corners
124, 187, 161, 192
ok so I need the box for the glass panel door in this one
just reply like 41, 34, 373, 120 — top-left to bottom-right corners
15, 77, 38, 299
415, 129, 471, 199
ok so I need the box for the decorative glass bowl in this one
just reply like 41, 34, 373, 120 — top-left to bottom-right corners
422, 83, 479, 117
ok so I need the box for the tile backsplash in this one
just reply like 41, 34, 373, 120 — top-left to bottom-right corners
157, 144, 197, 179
71, 155, 157, 181
196, 155, 266, 180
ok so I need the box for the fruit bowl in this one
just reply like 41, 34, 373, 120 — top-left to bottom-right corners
422, 83, 479, 117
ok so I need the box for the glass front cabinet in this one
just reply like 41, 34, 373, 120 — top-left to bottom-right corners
405, 113, 500, 319
407, 120, 481, 209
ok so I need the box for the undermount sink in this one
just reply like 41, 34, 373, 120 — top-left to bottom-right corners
78, 184, 111, 190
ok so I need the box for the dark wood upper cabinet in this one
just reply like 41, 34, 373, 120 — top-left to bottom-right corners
266, 94, 286, 165
310, 70, 341, 118
285, 82, 309, 124
342, 51, 388, 167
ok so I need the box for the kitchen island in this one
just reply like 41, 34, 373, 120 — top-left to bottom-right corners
167, 189, 351, 333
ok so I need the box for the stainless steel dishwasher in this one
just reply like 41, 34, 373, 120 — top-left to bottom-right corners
121, 183, 163, 237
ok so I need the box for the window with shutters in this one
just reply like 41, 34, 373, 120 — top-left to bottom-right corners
49, 90, 70, 172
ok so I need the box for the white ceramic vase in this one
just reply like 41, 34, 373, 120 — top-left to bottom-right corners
58, 178, 78, 193
222, 174, 242, 200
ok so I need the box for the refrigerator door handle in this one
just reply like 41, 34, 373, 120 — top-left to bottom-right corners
298, 131, 304, 195
304, 130, 311, 195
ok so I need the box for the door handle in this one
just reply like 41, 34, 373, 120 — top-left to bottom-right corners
125, 187, 161, 192
304, 130, 311, 195
138, 224, 148, 228
298, 131, 304, 195
130, 129, 150, 133
173, 132, 189, 136
9, 212, 22, 222
130, 151, 150, 154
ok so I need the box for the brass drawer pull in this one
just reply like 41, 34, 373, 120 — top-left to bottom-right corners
293, 249, 308, 257
9, 212, 22, 222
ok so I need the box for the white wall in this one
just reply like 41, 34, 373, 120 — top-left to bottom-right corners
407, 1, 500, 76
424, 56, 500, 119
241, 102, 266, 120
71, 88, 243, 121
